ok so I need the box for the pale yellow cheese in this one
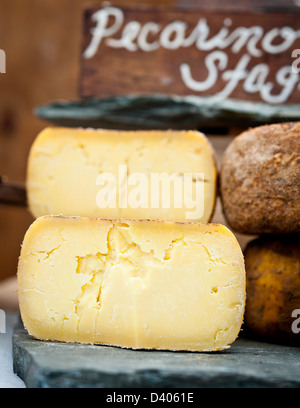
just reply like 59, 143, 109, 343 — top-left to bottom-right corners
18, 217, 245, 351
26, 128, 217, 222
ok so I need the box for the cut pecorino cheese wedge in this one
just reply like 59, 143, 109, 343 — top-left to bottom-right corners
18, 216, 245, 351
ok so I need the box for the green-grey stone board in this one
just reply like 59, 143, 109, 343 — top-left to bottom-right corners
13, 320, 300, 388
34, 95, 300, 130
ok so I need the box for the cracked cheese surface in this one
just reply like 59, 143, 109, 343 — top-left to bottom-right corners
18, 217, 245, 351
26, 128, 217, 222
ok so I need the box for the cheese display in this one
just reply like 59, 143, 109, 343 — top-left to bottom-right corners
18, 216, 246, 351
27, 127, 217, 223
244, 236, 300, 346
220, 122, 300, 234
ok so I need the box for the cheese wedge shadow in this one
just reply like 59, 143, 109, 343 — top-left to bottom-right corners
18, 217, 246, 352
26, 127, 217, 222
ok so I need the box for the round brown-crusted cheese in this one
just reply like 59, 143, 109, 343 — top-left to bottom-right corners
221, 122, 300, 234
244, 235, 300, 346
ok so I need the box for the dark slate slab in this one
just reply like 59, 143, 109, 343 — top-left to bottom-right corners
34, 95, 300, 130
13, 320, 300, 388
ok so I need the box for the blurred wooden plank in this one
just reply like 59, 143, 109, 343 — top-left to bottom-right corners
0, 178, 27, 207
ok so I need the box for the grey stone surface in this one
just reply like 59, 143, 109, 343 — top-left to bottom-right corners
34, 95, 300, 130
0, 312, 25, 388
13, 319, 300, 388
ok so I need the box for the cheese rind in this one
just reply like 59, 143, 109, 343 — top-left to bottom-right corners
221, 123, 300, 234
244, 236, 300, 345
18, 217, 245, 351
26, 128, 217, 222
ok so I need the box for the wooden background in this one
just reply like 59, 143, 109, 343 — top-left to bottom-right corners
0, 0, 298, 289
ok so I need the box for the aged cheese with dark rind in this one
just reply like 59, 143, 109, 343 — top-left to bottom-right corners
18, 216, 245, 352
244, 236, 300, 346
220, 122, 300, 234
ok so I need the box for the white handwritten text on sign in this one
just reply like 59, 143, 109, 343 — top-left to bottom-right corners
81, 6, 300, 104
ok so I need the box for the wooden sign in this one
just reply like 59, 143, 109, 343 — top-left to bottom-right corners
80, 5, 300, 104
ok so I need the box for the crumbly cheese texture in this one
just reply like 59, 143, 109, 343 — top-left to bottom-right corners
26, 128, 217, 222
18, 217, 245, 351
